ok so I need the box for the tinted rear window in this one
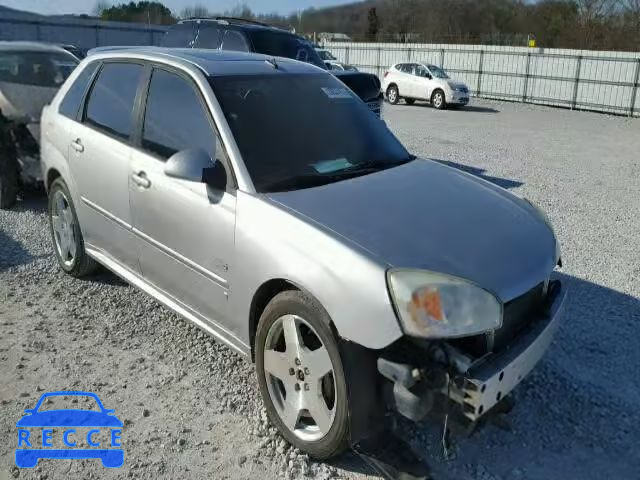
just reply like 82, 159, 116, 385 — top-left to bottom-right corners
248, 31, 326, 69
84, 63, 143, 140
162, 23, 196, 47
59, 61, 99, 120
0, 51, 78, 87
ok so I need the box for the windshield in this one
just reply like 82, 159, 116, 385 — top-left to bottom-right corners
0, 51, 78, 87
427, 64, 449, 79
37, 395, 101, 412
211, 73, 411, 193
318, 50, 337, 61
249, 31, 327, 69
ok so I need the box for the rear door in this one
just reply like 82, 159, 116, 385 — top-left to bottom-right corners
68, 61, 145, 272
129, 66, 236, 330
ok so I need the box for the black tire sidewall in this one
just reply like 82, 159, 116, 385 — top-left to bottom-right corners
48, 178, 88, 275
255, 290, 350, 459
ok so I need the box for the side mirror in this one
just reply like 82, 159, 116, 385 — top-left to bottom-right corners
164, 148, 227, 191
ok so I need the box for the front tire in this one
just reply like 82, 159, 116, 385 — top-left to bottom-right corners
386, 85, 400, 105
431, 89, 447, 110
255, 290, 350, 459
48, 178, 97, 277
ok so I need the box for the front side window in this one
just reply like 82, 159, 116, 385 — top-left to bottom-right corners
211, 73, 411, 193
142, 69, 217, 161
0, 51, 78, 87
427, 64, 449, 79
415, 65, 430, 78
59, 61, 99, 119
84, 62, 143, 140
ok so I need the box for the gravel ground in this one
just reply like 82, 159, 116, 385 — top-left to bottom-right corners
1, 98, 639, 480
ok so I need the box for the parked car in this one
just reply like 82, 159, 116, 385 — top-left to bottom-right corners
382, 62, 470, 109
315, 48, 358, 71
161, 17, 381, 116
0, 41, 79, 208
42, 48, 565, 460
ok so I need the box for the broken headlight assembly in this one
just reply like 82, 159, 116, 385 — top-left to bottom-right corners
387, 269, 503, 339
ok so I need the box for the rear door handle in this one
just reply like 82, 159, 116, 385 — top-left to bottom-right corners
71, 139, 84, 153
131, 171, 151, 189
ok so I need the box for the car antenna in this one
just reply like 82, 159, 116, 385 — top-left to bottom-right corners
265, 57, 279, 69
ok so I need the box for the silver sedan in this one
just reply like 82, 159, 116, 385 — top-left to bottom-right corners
41, 48, 566, 459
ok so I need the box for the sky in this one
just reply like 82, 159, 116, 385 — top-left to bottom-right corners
0, 0, 356, 16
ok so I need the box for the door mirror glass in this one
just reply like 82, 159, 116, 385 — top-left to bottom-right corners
164, 148, 214, 183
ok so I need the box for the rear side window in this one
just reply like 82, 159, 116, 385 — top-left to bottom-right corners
84, 63, 143, 140
142, 69, 217, 160
220, 30, 250, 52
196, 25, 222, 49
59, 61, 99, 120
162, 23, 196, 47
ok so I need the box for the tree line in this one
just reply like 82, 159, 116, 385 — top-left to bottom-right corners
94, 0, 640, 51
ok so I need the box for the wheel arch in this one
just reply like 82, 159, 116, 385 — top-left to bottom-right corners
46, 168, 61, 193
248, 278, 343, 362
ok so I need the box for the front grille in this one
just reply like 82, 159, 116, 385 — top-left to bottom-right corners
450, 282, 546, 357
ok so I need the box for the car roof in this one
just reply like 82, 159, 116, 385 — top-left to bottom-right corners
178, 17, 292, 34
87, 47, 326, 77
0, 41, 74, 55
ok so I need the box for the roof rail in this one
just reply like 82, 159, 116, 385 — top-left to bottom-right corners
181, 16, 271, 27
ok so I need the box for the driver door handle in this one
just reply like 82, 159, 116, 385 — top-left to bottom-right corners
132, 171, 151, 189
70, 138, 84, 153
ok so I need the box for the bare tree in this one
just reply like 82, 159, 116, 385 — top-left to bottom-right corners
93, 0, 111, 17
180, 4, 210, 19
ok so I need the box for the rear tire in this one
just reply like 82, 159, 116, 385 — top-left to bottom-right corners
0, 152, 19, 209
255, 290, 350, 460
48, 178, 97, 277
431, 89, 447, 110
386, 85, 400, 105
405, 98, 415, 105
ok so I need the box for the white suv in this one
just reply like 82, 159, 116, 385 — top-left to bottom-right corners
382, 62, 470, 109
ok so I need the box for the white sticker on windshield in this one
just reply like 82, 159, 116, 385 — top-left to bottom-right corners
321, 87, 353, 99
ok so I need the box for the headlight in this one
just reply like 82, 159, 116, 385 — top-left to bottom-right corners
387, 269, 502, 339
524, 198, 562, 265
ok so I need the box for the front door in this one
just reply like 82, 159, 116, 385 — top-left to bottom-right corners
68, 61, 145, 272
129, 67, 236, 330
413, 64, 433, 100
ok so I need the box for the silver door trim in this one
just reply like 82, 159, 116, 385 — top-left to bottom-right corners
132, 227, 228, 289
85, 244, 249, 357
81, 196, 132, 230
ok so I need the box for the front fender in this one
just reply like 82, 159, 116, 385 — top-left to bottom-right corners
231, 191, 403, 351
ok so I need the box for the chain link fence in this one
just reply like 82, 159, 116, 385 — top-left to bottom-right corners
325, 42, 640, 117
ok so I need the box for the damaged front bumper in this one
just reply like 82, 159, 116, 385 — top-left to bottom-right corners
378, 280, 567, 423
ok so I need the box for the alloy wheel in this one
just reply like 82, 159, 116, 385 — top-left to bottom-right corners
263, 314, 337, 442
51, 190, 77, 267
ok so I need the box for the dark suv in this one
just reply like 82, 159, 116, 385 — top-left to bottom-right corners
162, 17, 382, 116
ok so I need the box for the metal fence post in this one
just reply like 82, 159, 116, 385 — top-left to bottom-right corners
35, 22, 41, 41
440, 48, 445, 68
407, 48, 412, 62
345, 45, 350, 65
94, 25, 100, 47
377, 47, 382, 78
629, 58, 640, 117
523, 52, 531, 102
476, 50, 484, 97
572, 56, 582, 110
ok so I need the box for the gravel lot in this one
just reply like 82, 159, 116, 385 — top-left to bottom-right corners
1, 98, 639, 480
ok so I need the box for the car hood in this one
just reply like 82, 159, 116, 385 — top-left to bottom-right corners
267, 160, 556, 302
0, 82, 58, 123
16, 410, 123, 427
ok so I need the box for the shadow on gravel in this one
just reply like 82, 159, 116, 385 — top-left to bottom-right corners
11, 194, 47, 214
433, 159, 523, 189
0, 229, 34, 272
405, 103, 498, 113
